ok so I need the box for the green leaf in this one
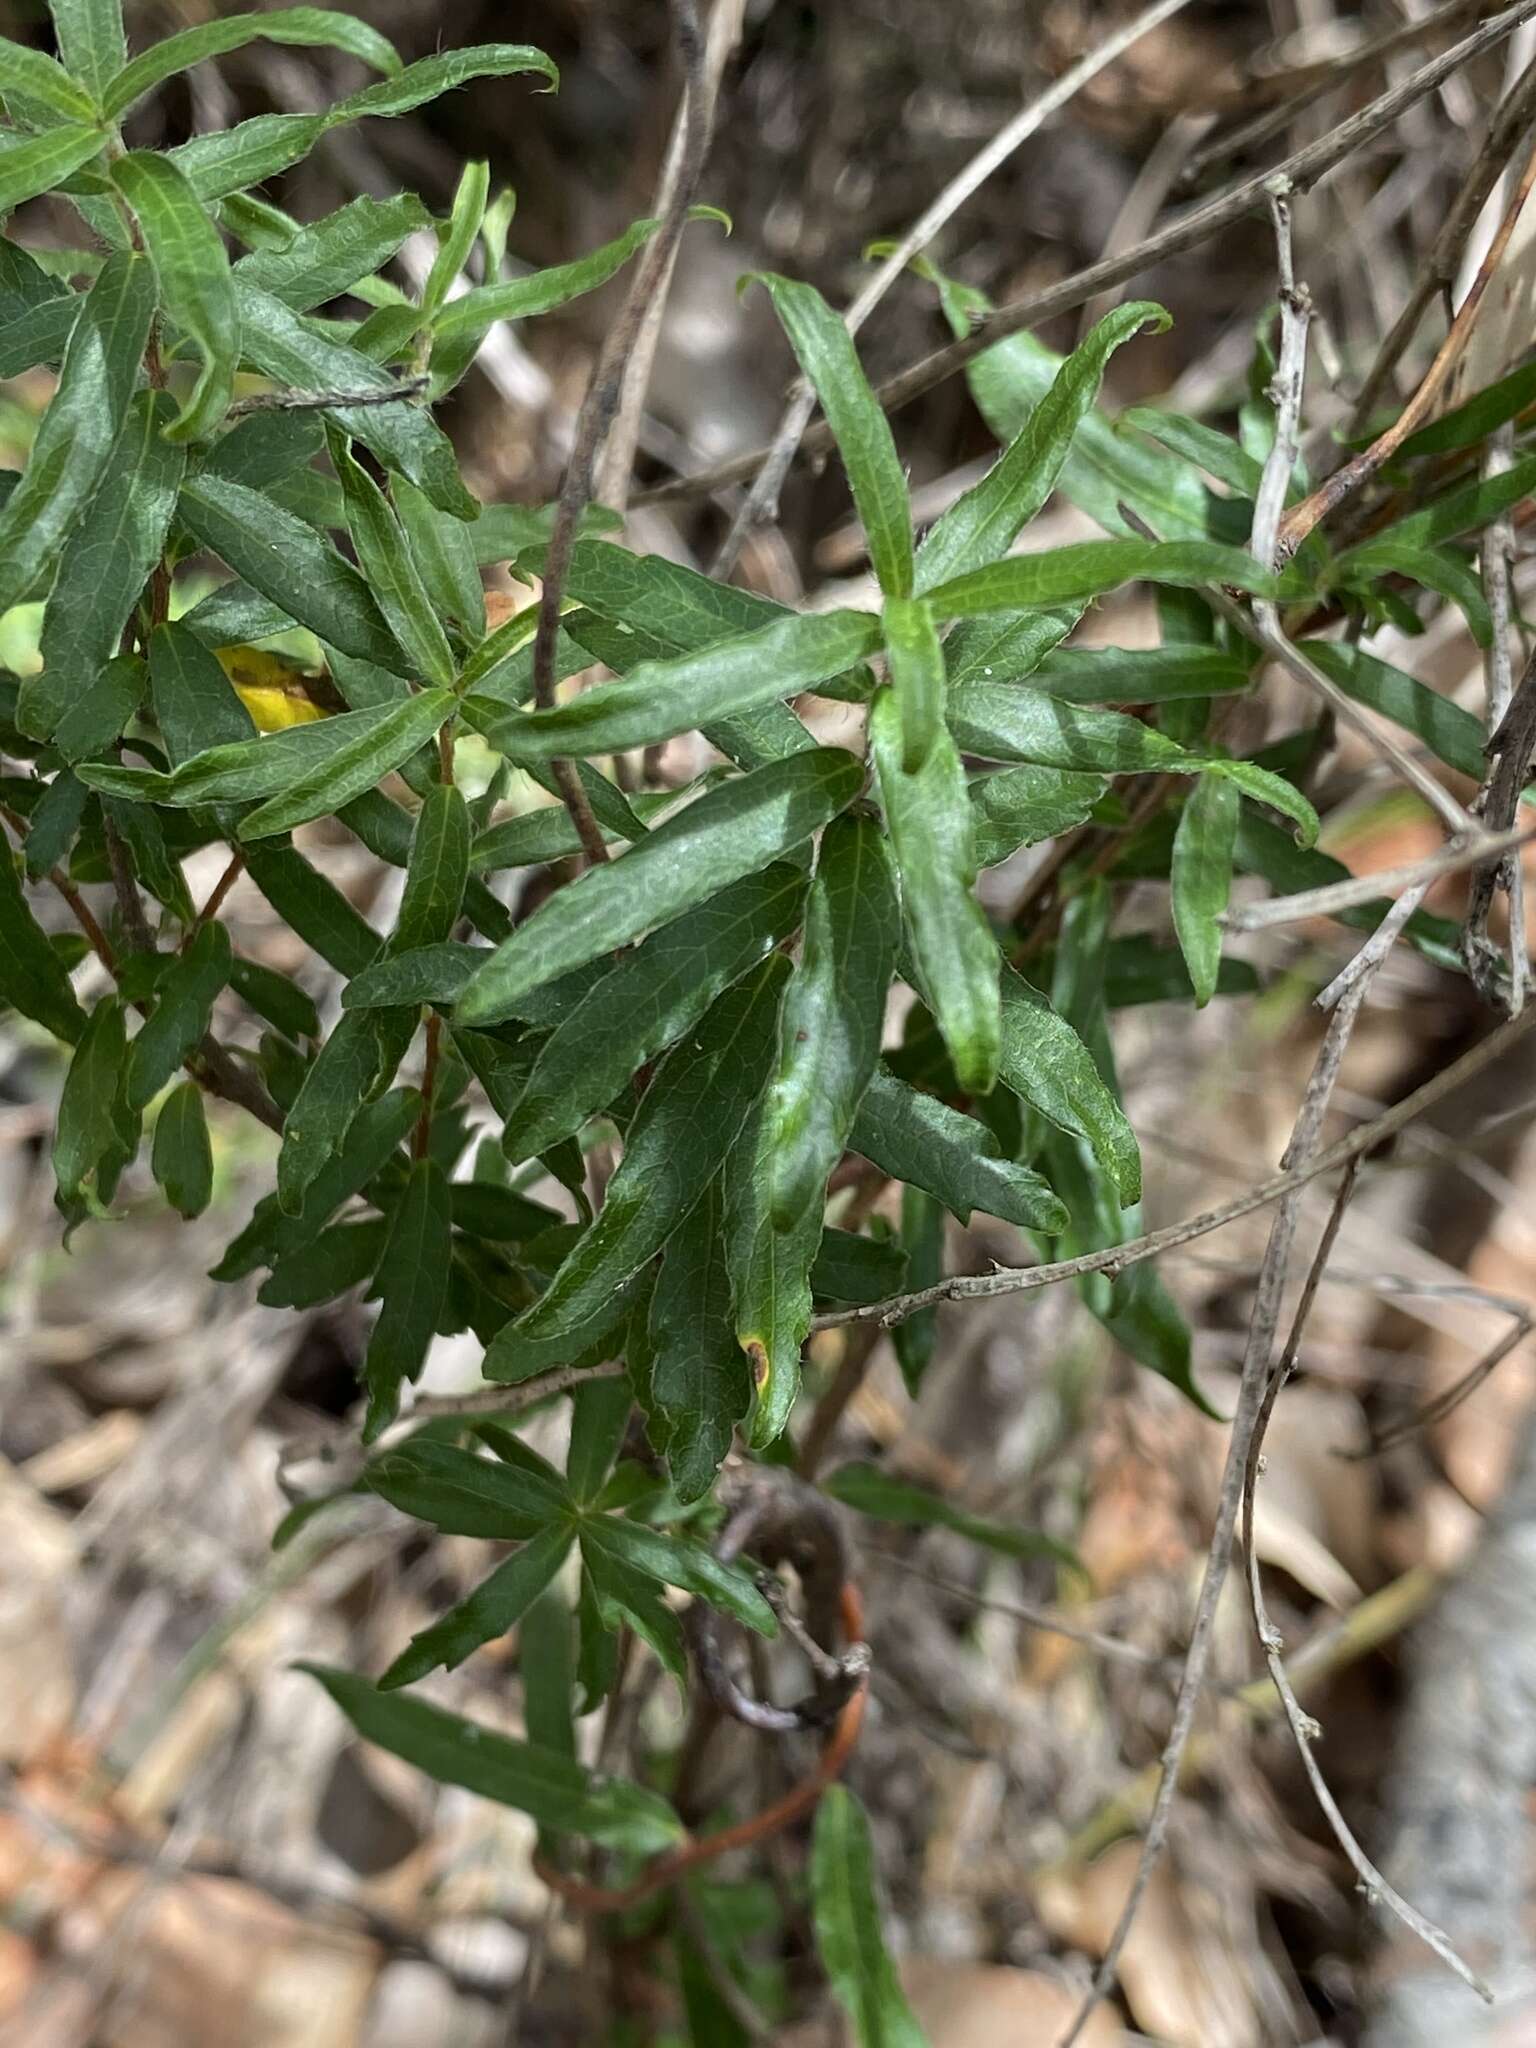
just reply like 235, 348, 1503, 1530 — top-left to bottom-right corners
54, 652, 145, 766
167, 115, 327, 206
394, 782, 471, 953
1120, 404, 1263, 497
362, 1157, 452, 1439
969, 764, 1106, 868
1033, 643, 1252, 704
948, 681, 1195, 773
22, 393, 184, 743
1171, 770, 1238, 1008
1397, 358, 1536, 459
520, 1590, 575, 1759
276, 1008, 391, 1213
178, 473, 407, 673
102, 9, 399, 120
507, 865, 805, 1162
0, 252, 155, 619
455, 748, 862, 1027
50, 0, 127, 104
23, 773, 88, 881
811, 1786, 929, 2048
0, 126, 107, 216
233, 194, 429, 311
451, 1181, 563, 1242
724, 1093, 823, 1447
752, 272, 913, 598
53, 995, 136, 1205
0, 842, 86, 1043
367, 1436, 567, 1538
811, 1225, 908, 1307
147, 621, 256, 767
1304, 640, 1487, 783
1208, 757, 1318, 847
881, 595, 944, 773
329, 43, 557, 124
304, 1665, 682, 1856
581, 1539, 685, 1680
394, 475, 485, 644
381, 1521, 573, 1690
1340, 535, 1492, 646
240, 690, 453, 840
1341, 452, 1536, 555
434, 213, 661, 344
1101, 934, 1257, 1008
579, 1513, 776, 1637
419, 158, 489, 319
485, 608, 881, 761
762, 815, 896, 1229
471, 802, 621, 871
870, 692, 998, 1096
151, 1079, 213, 1218
259, 1217, 387, 1308
0, 38, 97, 119
944, 608, 1077, 687
916, 301, 1170, 591
108, 153, 238, 441
891, 1188, 942, 1396
333, 440, 456, 687
851, 1067, 1066, 1231
644, 1180, 752, 1502
997, 963, 1140, 1204
926, 540, 1278, 620
824, 1462, 1072, 1566
513, 957, 788, 1344
243, 841, 380, 979
342, 940, 480, 1010
126, 920, 232, 1110
231, 280, 472, 518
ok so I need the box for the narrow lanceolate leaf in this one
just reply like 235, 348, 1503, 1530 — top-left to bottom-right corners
328, 42, 557, 124
126, 920, 232, 1110
277, 1009, 388, 1214
168, 115, 327, 206
434, 214, 661, 344
998, 963, 1140, 1205
969, 764, 1107, 868
233, 194, 429, 311
0, 127, 107, 217
850, 1068, 1066, 1232
334, 440, 456, 686
147, 620, 256, 766
645, 1183, 750, 1503
1304, 641, 1488, 784
891, 1188, 942, 1396
366, 1437, 568, 1539
55, 653, 145, 767
763, 816, 896, 1229
486, 609, 881, 761
924, 539, 1279, 621
0, 845, 86, 1044
53, 996, 137, 1206
102, 9, 400, 121
579, 1514, 776, 1636
303, 1666, 682, 1856
240, 689, 453, 840
23, 392, 184, 742
455, 749, 863, 1027
50, 0, 128, 103
881, 595, 944, 773
870, 691, 998, 1096
812, 1226, 907, 1306
0, 252, 155, 619
945, 608, 1078, 687
394, 475, 485, 643
811, 1787, 928, 2048
0, 38, 97, 119
381, 1521, 573, 1689
108, 153, 238, 441
581, 1538, 685, 1679
421, 158, 489, 318
752, 274, 913, 599
394, 782, 471, 952
363, 1157, 452, 1439
513, 957, 788, 1345
825, 1463, 1074, 1567
88, 703, 396, 808
916, 301, 1170, 592
1033, 644, 1252, 704
948, 682, 1195, 773
258, 1218, 387, 1308
151, 1080, 213, 1218
232, 279, 473, 518
179, 473, 407, 673
724, 1092, 823, 1448
1171, 770, 1239, 1009
243, 842, 380, 980
507, 865, 806, 1162
1207, 757, 1318, 848
343, 941, 481, 1010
